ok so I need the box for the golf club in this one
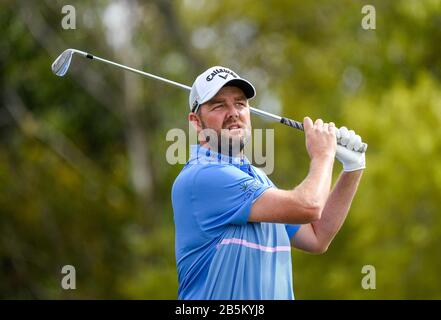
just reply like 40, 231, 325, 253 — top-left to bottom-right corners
51, 48, 367, 152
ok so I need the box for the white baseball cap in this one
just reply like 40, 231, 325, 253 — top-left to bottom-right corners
189, 66, 256, 112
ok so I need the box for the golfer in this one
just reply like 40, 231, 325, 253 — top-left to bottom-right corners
172, 66, 366, 300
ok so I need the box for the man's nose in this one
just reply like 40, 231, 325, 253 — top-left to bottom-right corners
225, 102, 240, 119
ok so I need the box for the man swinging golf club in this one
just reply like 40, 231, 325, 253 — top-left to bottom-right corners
50, 49, 366, 299
172, 66, 366, 300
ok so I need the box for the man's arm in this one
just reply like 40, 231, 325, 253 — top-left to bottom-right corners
249, 117, 336, 225
249, 156, 334, 224
291, 169, 363, 253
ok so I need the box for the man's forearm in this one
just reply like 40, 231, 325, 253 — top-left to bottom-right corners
311, 170, 364, 248
294, 156, 335, 213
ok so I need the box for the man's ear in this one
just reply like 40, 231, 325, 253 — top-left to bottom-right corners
188, 112, 202, 132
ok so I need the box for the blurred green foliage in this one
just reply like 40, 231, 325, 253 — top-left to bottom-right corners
1, 0, 440, 299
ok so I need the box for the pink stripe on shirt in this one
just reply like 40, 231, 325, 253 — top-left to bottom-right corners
217, 238, 291, 252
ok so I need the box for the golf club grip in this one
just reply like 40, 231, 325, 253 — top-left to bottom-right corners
280, 117, 304, 131
280, 117, 368, 153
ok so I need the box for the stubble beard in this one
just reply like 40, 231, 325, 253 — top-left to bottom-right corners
200, 119, 250, 157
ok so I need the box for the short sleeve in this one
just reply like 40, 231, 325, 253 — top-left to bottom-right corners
285, 224, 301, 239
191, 164, 271, 235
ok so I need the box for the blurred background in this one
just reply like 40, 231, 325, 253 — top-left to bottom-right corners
1, 0, 441, 299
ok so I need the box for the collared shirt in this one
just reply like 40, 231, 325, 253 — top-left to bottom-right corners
172, 145, 300, 299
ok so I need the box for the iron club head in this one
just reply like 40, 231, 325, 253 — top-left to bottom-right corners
51, 49, 75, 77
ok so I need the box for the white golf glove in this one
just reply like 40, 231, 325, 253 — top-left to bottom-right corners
335, 126, 366, 172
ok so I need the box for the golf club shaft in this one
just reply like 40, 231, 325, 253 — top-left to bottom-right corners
91, 54, 192, 91
84, 51, 298, 125
63, 49, 366, 152
86, 52, 288, 122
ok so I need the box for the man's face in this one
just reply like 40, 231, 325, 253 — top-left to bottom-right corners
190, 86, 252, 154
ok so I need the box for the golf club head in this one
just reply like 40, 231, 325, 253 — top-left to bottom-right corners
51, 49, 74, 76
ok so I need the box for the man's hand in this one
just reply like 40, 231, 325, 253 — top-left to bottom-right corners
335, 126, 366, 172
304, 117, 337, 161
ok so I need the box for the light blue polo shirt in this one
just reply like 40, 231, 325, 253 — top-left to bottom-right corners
172, 144, 300, 300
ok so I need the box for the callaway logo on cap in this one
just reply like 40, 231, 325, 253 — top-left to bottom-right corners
189, 66, 256, 112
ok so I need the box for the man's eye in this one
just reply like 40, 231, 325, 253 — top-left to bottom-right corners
213, 105, 223, 110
